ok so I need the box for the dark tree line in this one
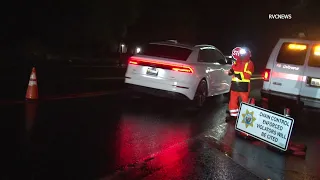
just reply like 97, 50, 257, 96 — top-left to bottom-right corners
2, 0, 141, 57
1, 0, 320, 61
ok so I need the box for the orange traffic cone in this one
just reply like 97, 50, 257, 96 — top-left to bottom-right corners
25, 67, 39, 100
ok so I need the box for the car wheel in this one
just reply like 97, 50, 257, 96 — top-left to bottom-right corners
193, 80, 208, 108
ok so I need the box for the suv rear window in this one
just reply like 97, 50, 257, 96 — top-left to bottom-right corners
308, 45, 320, 67
140, 44, 192, 61
277, 42, 308, 65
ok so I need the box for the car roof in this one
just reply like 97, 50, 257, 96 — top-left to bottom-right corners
279, 38, 320, 44
149, 40, 218, 50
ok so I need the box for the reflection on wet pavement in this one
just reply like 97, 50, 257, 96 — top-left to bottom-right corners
143, 136, 261, 180
1, 79, 319, 180
1, 93, 230, 179
116, 95, 228, 167
105, 130, 261, 180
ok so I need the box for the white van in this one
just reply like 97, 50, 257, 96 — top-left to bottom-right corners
261, 38, 320, 109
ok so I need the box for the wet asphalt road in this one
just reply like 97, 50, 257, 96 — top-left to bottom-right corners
1, 76, 320, 180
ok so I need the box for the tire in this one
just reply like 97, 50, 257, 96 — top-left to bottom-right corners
193, 80, 208, 108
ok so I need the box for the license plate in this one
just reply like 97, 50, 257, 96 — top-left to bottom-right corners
311, 78, 320, 87
146, 67, 158, 76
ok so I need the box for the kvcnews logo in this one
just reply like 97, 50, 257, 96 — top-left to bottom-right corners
269, 14, 292, 20
276, 64, 299, 70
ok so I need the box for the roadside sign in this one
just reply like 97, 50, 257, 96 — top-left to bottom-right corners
231, 47, 242, 60
235, 103, 294, 151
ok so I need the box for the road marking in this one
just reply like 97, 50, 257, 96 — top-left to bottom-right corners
84, 77, 125, 80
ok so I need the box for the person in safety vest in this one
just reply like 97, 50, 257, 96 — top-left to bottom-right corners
226, 47, 254, 121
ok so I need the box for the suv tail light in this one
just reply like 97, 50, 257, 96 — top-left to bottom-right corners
129, 60, 138, 65
263, 69, 271, 81
128, 57, 193, 73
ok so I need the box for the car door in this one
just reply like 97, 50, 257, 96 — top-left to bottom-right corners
299, 43, 320, 106
212, 49, 232, 93
198, 49, 222, 95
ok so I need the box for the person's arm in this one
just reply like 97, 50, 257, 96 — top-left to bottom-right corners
228, 68, 234, 76
228, 62, 236, 76
231, 62, 243, 80
229, 68, 242, 79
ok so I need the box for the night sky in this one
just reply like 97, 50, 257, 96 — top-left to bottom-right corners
2, 0, 320, 65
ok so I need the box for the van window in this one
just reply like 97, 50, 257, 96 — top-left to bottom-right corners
308, 45, 320, 67
277, 43, 308, 65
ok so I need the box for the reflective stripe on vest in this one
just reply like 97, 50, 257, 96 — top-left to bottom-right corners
244, 62, 252, 75
231, 62, 251, 83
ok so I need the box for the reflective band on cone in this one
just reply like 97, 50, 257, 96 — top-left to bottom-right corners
30, 73, 36, 79
28, 81, 37, 86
